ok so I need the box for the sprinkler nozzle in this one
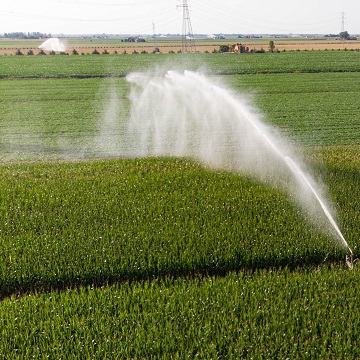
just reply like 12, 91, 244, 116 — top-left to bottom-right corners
346, 252, 354, 270
345, 247, 357, 270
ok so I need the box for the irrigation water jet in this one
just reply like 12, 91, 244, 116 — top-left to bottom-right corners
284, 157, 353, 254
39, 38, 67, 52
123, 69, 353, 261
284, 157, 355, 268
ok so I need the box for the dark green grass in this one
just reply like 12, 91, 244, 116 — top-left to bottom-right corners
1, 268, 360, 358
1, 156, 358, 299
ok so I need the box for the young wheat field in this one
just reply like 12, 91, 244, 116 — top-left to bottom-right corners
0, 51, 359, 358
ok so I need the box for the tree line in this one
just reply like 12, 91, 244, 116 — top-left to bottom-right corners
2, 32, 51, 39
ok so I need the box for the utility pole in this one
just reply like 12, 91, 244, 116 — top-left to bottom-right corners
177, 0, 196, 53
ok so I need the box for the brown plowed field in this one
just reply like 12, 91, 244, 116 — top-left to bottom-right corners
1, 38, 360, 55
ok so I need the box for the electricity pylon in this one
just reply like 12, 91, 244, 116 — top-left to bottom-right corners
152, 21, 160, 53
177, 0, 196, 53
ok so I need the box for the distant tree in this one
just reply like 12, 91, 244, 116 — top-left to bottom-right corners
27, 49, 34, 55
219, 44, 230, 53
339, 31, 350, 40
72, 49, 79, 55
269, 40, 275, 52
92, 48, 100, 54
15, 49, 23, 55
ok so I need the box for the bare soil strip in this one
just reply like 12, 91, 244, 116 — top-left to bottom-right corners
1, 38, 360, 55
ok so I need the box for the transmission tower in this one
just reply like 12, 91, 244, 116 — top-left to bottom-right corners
178, 0, 196, 53
152, 21, 159, 53
341, 12, 345, 33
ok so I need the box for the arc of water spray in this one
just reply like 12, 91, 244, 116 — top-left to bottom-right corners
243, 102, 354, 265
284, 156, 353, 257
125, 70, 354, 267
214, 75, 353, 259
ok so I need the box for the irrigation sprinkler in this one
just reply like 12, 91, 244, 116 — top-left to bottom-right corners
345, 247, 357, 270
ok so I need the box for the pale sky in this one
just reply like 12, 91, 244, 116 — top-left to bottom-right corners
1, 0, 360, 35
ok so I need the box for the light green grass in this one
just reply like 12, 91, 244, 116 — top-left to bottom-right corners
1, 51, 360, 78
1, 70, 359, 162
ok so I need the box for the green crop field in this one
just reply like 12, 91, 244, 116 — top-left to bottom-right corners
0, 51, 359, 358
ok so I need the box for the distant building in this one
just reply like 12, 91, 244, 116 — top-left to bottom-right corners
124, 36, 146, 43
234, 43, 249, 53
